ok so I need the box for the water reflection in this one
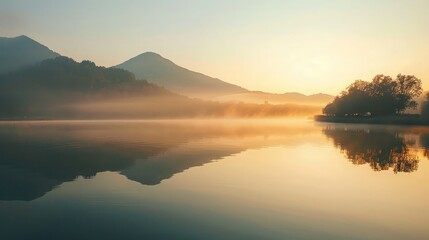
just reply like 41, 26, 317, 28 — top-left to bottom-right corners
0, 120, 318, 201
323, 125, 424, 173
2, 121, 429, 240
421, 133, 429, 158
2, 120, 429, 202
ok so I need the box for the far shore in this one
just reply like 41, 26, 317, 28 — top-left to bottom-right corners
0, 117, 311, 122
314, 114, 429, 126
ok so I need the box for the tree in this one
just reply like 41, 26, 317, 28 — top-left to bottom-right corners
323, 80, 371, 116
395, 74, 422, 113
323, 74, 422, 116
421, 92, 429, 119
367, 75, 397, 115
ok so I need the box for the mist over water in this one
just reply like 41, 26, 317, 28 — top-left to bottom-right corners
1, 120, 429, 240
68, 96, 323, 119
0, 56, 324, 120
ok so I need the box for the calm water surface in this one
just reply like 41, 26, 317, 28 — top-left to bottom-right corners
0, 119, 429, 240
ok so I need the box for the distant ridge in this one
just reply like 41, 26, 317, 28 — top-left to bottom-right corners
115, 52, 247, 98
0, 35, 334, 105
0, 35, 60, 74
116, 52, 334, 103
214, 91, 334, 106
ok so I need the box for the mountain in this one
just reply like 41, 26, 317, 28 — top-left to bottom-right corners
115, 52, 334, 104
0, 57, 321, 119
0, 35, 60, 74
0, 56, 180, 118
214, 91, 335, 106
0, 35, 333, 106
115, 52, 246, 98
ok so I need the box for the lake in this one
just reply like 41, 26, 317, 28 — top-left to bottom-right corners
0, 119, 428, 240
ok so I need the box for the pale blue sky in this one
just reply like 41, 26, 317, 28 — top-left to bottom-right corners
1, 0, 429, 94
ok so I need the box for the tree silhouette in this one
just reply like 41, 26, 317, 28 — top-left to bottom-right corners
421, 92, 429, 119
323, 74, 422, 116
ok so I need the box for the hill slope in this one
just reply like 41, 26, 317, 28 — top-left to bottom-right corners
214, 91, 334, 106
0, 35, 60, 74
115, 52, 246, 98
1, 35, 333, 106
0, 57, 321, 119
0, 56, 181, 118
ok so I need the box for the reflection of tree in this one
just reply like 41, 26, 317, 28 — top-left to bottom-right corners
420, 133, 429, 158
323, 127, 419, 173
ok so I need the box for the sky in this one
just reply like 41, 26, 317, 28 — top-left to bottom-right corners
1, 0, 429, 95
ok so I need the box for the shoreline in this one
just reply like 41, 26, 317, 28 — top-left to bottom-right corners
314, 115, 429, 126
0, 117, 311, 123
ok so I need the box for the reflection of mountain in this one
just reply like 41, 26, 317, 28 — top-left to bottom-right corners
323, 126, 420, 173
0, 121, 319, 201
121, 144, 242, 185
0, 128, 139, 201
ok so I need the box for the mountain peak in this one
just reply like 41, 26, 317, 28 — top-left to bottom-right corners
4, 35, 37, 44
140, 51, 162, 57
122, 52, 174, 66
116, 52, 246, 98
0, 35, 31, 43
13, 35, 41, 45
131, 52, 171, 63
0, 35, 60, 74
16, 35, 31, 40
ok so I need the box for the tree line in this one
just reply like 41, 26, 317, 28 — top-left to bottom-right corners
323, 74, 422, 116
